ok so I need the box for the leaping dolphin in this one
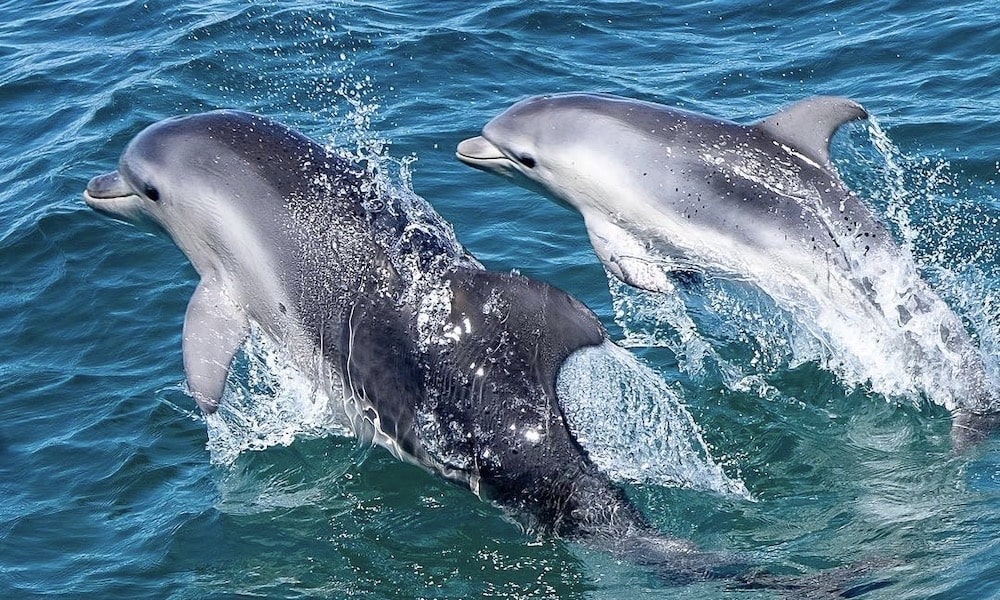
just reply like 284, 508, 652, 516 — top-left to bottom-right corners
457, 93, 998, 445
83, 110, 739, 580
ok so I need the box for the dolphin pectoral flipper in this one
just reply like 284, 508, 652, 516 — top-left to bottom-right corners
754, 96, 868, 167
182, 277, 250, 413
585, 216, 674, 293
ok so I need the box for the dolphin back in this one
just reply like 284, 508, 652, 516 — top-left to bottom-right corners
339, 265, 662, 537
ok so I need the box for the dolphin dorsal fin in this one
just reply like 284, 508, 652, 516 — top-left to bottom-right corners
754, 96, 868, 167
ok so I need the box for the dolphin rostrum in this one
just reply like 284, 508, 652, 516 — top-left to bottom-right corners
457, 93, 998, 445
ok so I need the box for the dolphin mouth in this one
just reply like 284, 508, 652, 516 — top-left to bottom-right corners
456, 136, 515, 174
83, 171, 142, 220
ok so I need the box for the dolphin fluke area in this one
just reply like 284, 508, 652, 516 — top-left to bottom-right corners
84, 110, 747, 580
458, 92, 999, 445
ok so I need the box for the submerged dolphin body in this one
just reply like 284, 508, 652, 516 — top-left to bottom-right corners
457, 93, 998, 444
84, 110, 738, 579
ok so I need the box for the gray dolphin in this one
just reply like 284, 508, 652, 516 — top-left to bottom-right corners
457, 93, 998, 445
83, 110, 739, 579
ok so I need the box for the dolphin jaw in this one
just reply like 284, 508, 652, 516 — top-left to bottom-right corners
83, 189, 144, 219
455, 135, 517, 177
84, 188, 146, 221
84, 170, 146, 222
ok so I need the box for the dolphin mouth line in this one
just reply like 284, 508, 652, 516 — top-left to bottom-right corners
83, 170, 143, 219
83, 189, 138, 203
455, 135, 513, 170
83, 190, 142, 220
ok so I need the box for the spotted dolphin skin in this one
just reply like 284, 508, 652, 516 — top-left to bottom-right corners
84, 110, 738, 580
457, 92, 998, 446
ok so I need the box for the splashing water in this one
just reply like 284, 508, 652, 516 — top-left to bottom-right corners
557, 341, 750, 498
609, 120, 1000, 415
839, 118, 1000, 405
866, 119, 1000, 391
205, 324, 356, 467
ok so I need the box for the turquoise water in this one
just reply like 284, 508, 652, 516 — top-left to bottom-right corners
2, 1, 999, 597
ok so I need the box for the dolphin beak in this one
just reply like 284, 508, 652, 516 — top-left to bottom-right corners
456, 136, 515, 175
83, 171, 144, 222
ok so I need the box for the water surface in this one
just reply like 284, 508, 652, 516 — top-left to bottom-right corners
1, 1, 998, 598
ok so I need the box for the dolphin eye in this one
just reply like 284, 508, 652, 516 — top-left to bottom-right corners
144, 184, 160, 202
516, 154, 536, 169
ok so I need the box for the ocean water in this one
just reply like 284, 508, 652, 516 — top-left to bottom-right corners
2, 0, 999, 598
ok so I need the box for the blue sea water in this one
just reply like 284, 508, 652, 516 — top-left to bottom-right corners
2, 0, 999, 597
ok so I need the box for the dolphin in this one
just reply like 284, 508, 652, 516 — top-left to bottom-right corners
457, 92, 998, 445
83, 110, 741, 580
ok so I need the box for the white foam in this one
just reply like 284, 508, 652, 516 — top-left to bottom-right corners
205, 324, 351, 466
556, 341, 749, 498
608, 119, 1000, 414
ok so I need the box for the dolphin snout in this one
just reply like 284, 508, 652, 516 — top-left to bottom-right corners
456, 136, 505, 163
85, 171, 134, 200
83, 170, 144, 222
456, 136, 519, 179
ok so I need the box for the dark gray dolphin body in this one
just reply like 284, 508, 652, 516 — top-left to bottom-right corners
84, 110, 734, 578
457, 93, 998, 445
